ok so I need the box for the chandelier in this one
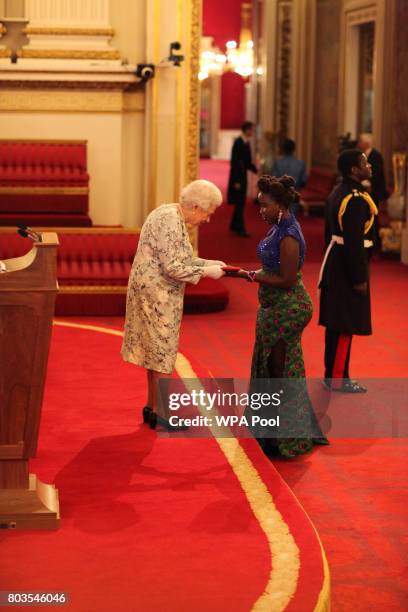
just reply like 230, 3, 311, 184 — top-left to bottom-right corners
225, 2, 254, 78
225, 39, 254, 78
198, 37, 226, 81
199, 2, 255, 80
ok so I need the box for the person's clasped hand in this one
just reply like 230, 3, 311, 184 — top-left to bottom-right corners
202, 265, 225, 280
206, 260, 227, 267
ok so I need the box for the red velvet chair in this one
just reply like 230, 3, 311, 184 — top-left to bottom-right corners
0, 140, 91, 226
0, 229, 229, 315
300, 167, 337, 216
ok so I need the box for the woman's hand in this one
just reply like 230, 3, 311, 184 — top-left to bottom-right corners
202, 265, 225, 280
230, 268, 257, 281
237, 269, 250, 278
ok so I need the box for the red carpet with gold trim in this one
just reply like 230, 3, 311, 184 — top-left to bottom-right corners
0, 321, 329, 612
2, 160, 407, 610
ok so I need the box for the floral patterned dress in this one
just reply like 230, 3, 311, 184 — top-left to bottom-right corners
250, 214, 328, 457
121, 204, 206, 374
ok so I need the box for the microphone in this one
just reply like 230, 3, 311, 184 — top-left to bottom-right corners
17, 224, 42, 242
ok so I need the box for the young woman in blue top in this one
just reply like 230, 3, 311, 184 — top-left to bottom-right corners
235, 175, 328, 457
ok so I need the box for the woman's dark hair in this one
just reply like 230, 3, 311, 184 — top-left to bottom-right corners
257, 174, 300, 209
337, 148, 363, 178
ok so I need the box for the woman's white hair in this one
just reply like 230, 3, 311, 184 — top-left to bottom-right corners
180, 179, 223, 210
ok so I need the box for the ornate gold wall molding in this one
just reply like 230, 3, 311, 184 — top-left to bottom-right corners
0, 47, 11, 57
23, 27, 115, 36
123, 93, 145, 113
185, 0, 202, 251
185, 0, 202, 184
277, 0, 293, 142
346, 6, 377, 24
338, 0, 393, 157
0, 186, 89, 195
59, 285, 127, 294
0, 226, 140, 234
0, 90, 145, 113
18, 49, 121, 60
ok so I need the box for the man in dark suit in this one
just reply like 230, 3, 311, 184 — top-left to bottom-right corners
319, 149, 378, 393
358, 134, 389, 251
358, 133, 389, 204
227, 121, 257, 237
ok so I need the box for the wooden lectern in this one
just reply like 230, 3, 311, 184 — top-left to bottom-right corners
0, 233, 60, 529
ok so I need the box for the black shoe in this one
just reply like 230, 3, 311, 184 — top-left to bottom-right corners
333, 380, 367, 393
312, 437, 330, 445
142, 406, 153, 423
323, 379, 367, 393
149, 412, 189, 432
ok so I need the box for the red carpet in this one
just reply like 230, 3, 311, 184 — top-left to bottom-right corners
181, 263, 408, 611
2, 160, 407, 610
193, 160, 408, 609
0, 322, 328, 612
23, 251, 407, 610
179, 273, 408, 611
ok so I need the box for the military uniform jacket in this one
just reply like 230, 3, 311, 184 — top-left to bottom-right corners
319, 178, 376, 335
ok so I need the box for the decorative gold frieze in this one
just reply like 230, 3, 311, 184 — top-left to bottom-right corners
123, 93, 145, 113
23, 27, 115, 36
18, 48, 121, 60
0, 187, 89, 195
59, 285, 127, 294
0, 47, 11, 57
0, 226, 140, 234
346, 7, 377, 25
0, 139, 87, 144
0, 90, 145, 113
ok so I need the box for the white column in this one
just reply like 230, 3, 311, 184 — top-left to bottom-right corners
143, 0, 201, 250
144, 0, 202, 212
20, 0, 120, 63
260, 0, 278, 135
292, 0, 316, 168
25, 0, 110, 28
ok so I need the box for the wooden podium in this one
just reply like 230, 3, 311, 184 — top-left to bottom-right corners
0, 233, 60, 529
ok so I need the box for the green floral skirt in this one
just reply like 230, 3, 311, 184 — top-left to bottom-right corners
250, 271, 328, 458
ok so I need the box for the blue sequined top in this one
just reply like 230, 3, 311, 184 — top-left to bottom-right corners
257, 214, 306, 273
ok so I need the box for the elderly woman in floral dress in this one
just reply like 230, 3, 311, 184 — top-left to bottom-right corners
121, 179, 225, 430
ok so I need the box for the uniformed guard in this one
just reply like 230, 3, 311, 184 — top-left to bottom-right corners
319, 149, 378, 392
